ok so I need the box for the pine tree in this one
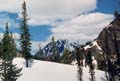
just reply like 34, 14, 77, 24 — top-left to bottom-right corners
34, 44, 44, 60
0, 22, 22, 81
87, 48, 95, 81
72, 43, 83, 81
61, 48, 71, 64
50, 36, 60, 62
107, 58, 116, 81
20, 1, 32, 67
0, 41, 2, 58
102, 51, 109, 81
76, 47, 83, 81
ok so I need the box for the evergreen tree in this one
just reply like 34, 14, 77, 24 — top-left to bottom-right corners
50, 36, 60, 62
19, 1, 32, 67
34, 44, 44, 60
76, 47, 83, 81
102, 51, 109, 81
107, 58, 116, 81
61, 48, 71, 64
0, 41, 2, 58
72, 43, 83, 81
87, 48, 95, 81
0, 22, 22, 81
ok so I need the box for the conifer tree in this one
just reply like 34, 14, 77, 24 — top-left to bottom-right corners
50, 36, 60, 62
102, 51, 109, 81
72, 43, 83, 81
61, 48, 71, 64
34, 44, 44, 60
0, 22, 22, 81
20, 1, 32, 67
107, 58, 116, 81
0, 41, 2, 58
76, 47, 83, 81
87, 48, 95, 81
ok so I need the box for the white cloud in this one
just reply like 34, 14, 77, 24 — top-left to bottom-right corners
0, 0, 114, 53
31, 41, 49, 54
0, 33, 4, 39
12, 33, 20, 40
0, 0, 97, 25
50, 12, 114, 44
29, 12, 114, 52
0, 13, 19, 29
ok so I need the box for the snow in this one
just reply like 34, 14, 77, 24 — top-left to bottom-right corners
84, 41, 102, 51
12, 58, 106, 81
84, 45, 91, 50
92, 41, 102, 50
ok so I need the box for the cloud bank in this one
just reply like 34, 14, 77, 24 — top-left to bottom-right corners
50, 12, 114, 44
0, 0, 97, 25
0, 0, 114, 53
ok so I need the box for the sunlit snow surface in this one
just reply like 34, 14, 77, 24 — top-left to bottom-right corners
12, 58, 106, 81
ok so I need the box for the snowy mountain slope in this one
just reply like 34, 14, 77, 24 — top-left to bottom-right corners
42, 39, 66, 57
12, 58, 106, 81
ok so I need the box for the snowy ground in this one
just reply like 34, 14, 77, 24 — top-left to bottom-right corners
12, 58, 106, 81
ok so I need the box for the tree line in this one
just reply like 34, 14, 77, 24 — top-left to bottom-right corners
0, 1, 32, 81
0, 1, 119, 81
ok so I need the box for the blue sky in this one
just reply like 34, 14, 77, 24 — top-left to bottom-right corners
95, 0, 119, 14
0, 0, 118, 53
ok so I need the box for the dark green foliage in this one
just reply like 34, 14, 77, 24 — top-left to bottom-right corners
0, 63, 22, 81
34, 44, 45, 60
87, 48, 95, 81
77, 65, 83, 81
50, 37, 60, 62
0, 22, 22, 81
61, 48, 71, 64
20, 1, 32, 67
71, 43, 84, 81
76, 47, 83, 81
107, 58, 116, 81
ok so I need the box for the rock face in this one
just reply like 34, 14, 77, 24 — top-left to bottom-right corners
97, 11, 120, 57
80, 12, 120, 70
82, 41, 104, 70
83, 12, 120, 55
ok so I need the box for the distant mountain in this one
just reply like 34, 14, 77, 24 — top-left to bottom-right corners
34, 12, 120, 68
43, 39, 66, 55
81, 12, 120, 59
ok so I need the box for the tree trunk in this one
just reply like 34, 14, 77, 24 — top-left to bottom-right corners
26, 59, 29, 67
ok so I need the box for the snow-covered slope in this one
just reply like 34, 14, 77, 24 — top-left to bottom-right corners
12, 58, 106, 81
